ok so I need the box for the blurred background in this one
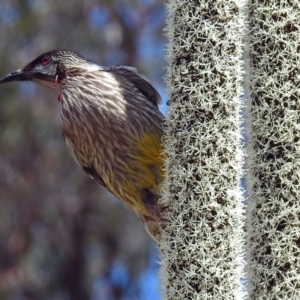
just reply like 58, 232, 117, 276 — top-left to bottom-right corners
0, 0, 167, 299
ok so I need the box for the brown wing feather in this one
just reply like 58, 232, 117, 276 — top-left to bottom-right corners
109, 65, 162, 108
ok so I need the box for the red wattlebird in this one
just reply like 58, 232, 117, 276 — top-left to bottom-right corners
0, 50, 165, 241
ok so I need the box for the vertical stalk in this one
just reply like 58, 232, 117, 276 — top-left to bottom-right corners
160, 1, 245, 299
246, 1, 300, 298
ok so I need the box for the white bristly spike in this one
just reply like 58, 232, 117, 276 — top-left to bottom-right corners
245, 1, 300, 298
159, 0, 246, 299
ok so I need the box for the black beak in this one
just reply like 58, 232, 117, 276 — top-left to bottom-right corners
0, 69, 29, 84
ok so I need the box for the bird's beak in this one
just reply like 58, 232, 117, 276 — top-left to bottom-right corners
0, 69, 29, 84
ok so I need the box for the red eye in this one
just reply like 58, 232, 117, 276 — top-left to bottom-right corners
42, 56, 50, 65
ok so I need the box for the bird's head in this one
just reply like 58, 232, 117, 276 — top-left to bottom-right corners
0, 50, 88, 88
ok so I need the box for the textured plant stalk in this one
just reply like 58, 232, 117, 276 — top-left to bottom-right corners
159, 1, 245, 299
246, 1, 300, 298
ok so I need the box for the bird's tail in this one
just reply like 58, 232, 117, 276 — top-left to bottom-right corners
138, 212, 162, 242
137, 203, 168, 242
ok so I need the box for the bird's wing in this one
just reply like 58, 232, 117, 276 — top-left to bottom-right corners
108, 65, 162, 108
63, 136, 109, 191
82, 165, 109, 190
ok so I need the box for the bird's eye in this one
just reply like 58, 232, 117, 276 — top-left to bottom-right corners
42, 56, 50, 65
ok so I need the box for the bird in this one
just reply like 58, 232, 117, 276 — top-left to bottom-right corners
0, 50, 165, 242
